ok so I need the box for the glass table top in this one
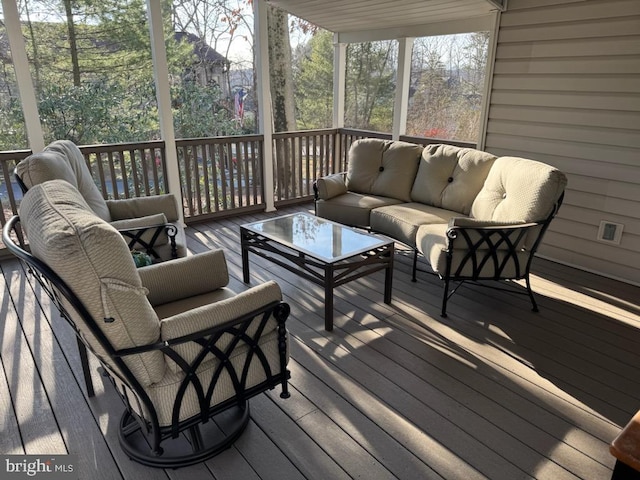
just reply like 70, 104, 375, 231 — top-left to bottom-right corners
242, 213, 392, 263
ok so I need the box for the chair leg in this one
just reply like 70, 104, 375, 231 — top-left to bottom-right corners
441, 278, 450, 318
76, 337, 94, 397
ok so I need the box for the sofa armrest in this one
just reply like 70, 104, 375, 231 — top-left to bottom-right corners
446, 218, 536, 252
314, 173, 347, 200
106, 194, 180, 222
138, 249, 229, 306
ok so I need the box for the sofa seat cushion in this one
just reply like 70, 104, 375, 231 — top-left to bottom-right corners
371, 203, 460, 248
316, 193, 403, 227
346, 139, 423, 202
411, 144, 496, 215
416, 223, 529, 278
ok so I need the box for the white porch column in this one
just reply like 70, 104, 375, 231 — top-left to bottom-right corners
392, 37, 414, 141
333, 37, 346, 129
146, 0, 184, 223
2, 0, 45, 152
254, 0, 276, 212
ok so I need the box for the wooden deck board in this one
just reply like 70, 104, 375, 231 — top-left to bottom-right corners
1, 203, 639, 479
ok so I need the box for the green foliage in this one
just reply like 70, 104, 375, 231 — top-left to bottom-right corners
345, 41, 395, 132
38, 80, 158, 144
0, 0, 233, 149
293, 30, 333, 129
172, 81, 242, 138
0, 94, 27, 150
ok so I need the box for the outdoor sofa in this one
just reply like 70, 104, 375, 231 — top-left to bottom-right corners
314, 138, 567, 316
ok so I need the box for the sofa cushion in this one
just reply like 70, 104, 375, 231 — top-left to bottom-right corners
411, 144, 496, 215
471, 156, 567, 223
371, 203, 460, 248
316, 193, 403, 227
19, 180, 165, 386
346, 139, 423, 202
315, 173, 347, 200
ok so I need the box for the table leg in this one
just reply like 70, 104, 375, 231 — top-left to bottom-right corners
241, 229, 250, 284
324, 265, 334, 331
384, 245, 394, 304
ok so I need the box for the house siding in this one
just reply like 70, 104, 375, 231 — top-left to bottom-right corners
485, 0, 640, 284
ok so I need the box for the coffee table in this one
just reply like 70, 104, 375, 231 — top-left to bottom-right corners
240, 212, 394, 331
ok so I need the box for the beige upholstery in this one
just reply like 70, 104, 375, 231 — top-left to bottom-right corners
346, 139, 423, 202
471, 156, 567, 223
314, 138, 567, 316
316, 192, 403, 227
46, 139, 113, 220
315, 173, 347, 200
18, 180, 288, 427
416, 222, 530, 278
371, 203, 459, 247
15, 139, 186, 260
20, 180, 165, 386
411, 144, 496, 215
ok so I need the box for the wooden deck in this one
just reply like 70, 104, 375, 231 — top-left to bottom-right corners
1, 203, 639, 479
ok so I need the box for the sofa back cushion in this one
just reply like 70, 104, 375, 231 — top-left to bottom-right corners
471, 156, 567, 223
411, 144, 496, 215
346, 138, 423, 202
20, 180, 165, 386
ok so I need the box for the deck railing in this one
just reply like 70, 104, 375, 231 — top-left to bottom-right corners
0, 129, 476, 238
175, 135, 265, 222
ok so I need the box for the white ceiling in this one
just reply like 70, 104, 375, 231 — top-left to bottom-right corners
266, 0, 505, 37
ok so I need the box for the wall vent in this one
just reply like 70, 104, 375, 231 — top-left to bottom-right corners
597, 221, 623, 245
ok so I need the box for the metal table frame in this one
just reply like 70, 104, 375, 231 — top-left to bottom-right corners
240, 216, 394, 331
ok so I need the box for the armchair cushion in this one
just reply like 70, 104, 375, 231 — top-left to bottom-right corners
106, 194, 180, 223
45, 140, 112, 221
315, 173, 347, 200
19, 180, 165, 385
14, 150, 77, 189
411, 144, 496, 215
110, 213, 169, 251
138, 249, 229, 306
160, 280, 283, 374
346, 139, 423, 202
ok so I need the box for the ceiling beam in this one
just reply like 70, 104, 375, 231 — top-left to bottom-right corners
336, 14, 496, 44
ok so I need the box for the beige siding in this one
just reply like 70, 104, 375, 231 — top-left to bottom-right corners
485, 0, 640, 285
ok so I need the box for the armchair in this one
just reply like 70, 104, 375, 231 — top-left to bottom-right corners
3, 180, 290, 467
14, 139, 186, 262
